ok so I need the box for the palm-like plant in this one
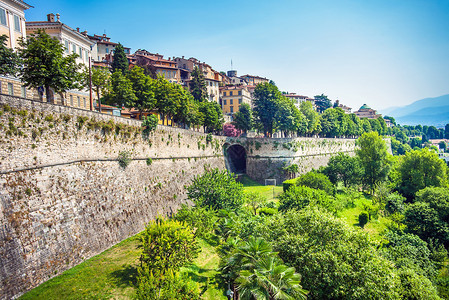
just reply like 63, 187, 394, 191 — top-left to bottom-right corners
222, 237, 308, 299
237, 255, 308, 300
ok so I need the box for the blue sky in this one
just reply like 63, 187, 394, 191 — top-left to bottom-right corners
25, 0, 449, 110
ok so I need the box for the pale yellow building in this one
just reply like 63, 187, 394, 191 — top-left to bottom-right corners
0, 0, 33, 98
220, 85, 252, 114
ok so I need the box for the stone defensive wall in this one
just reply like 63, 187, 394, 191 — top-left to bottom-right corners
224, 137, 357, 184
0, 94, 357, 299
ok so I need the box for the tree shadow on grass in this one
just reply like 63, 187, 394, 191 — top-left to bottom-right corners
109, 264, 138, 288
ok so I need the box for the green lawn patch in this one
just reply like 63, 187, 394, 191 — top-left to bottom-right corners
181, 237, 227, 300
240, 175, 283, 201
20, 235, 141, 300
20, 234, 225, 300
336, 191, 389, 242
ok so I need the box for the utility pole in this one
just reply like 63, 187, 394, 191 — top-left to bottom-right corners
89, 56, 94, 111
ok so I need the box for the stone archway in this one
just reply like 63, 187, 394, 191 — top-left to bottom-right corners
225, 144, 247, 174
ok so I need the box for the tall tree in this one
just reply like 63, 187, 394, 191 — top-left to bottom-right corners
253, 82, 282, 137
128, 66, 156, 119
18, 29, 83, 103
320, 107, 348, 137
0, 34, 20, 76
84, 66, 110, 112
397, 149, 448, 200
445, 124, 449, 139
104, 70, 136, 108
300, 101, 320, 135
199, 101, 224, 133
314, 94, 332, 113
111, 43, 129, 74
232, 103, 253, 135
356, 132, 390, 192
189, 66, 208, 102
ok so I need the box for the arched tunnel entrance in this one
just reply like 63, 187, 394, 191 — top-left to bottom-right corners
225, 144, 247, 174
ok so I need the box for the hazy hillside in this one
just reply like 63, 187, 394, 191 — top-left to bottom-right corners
381, 94, 449, 127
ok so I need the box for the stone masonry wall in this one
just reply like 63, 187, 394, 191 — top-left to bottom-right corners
224, 137, 357, 184
0, 95, 359, 298
0, 95, 226, 299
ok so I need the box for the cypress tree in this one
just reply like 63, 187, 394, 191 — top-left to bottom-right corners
189, 66, 208, 102
111, 43, 129, 74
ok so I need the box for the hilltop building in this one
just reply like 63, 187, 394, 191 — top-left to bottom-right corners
284, 93, 315, 110
354, 104, 381, 119
130, 49, 180, 83
226, 70, 249, 85
334, 100, 352, 114
25, 13, 94, 108
220, 85, 252, 115
174, 56, 222, 103
240, 74, 269, 86
88, 33, 130, 66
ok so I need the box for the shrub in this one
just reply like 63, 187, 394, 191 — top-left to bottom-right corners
44, 114, 54, 122
359, 211, 369, 228
140, 218, 199, 273
296, 171, 335, 195
279, 185, 337, 213
135, 268, 200, 300
146, 158, 153, 166
142, 114, 158, 136
258, 207, 278, 216
282, 178, 298, 192
187, 169, 244, 210
173, 204, 217, 238
223, 123, 240, 137
206, 133, 212, 144
385, 193, 406, 215
118, 151, 131, 169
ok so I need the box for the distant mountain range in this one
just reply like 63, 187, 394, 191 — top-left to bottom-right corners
380, 94, 449, 127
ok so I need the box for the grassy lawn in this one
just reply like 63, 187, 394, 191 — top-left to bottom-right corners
20, 235, 225, 299
336, 190, 389, 242
181, 237, 227, 300
20, 235, 141, 300
240, 175, 283, 202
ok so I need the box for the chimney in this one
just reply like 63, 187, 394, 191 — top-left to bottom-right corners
56, 13, 60, 22
76, 27, 80, 32
103, 33, 106, 37
182, 56, 184, 59
47, 13, 55, 22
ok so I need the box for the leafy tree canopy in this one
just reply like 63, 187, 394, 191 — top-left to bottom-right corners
18, 29, 83, 103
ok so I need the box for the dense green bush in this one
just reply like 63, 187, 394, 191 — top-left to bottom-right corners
396, 268, 441, 300
118, 151, 131, 169
258, 207, 278, 216
256, 209, 402, 299
381, 232, 437, 278
139, 218, 199, 273
358, 211, 369, 228
385, 193, 406, 215
295, 171, 335, 195
173, 204, 217, 238
404, 202, 449, 248
282, 178, 298, 192
187, 169, 244, 210
416, 187, 449, 222
135, 268, 200, 300
279, 185, 337, 213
